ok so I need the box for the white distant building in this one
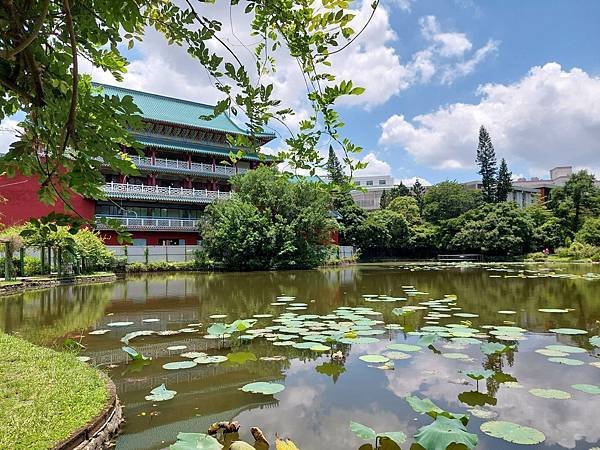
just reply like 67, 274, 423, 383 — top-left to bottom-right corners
464, 166, 592, 207
349, 175, 396, 210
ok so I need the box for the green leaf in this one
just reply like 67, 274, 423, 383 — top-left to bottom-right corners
162, 360, 198, 370
377, 431, 406, 446
480, 420, 545, 445
145, 384, 176, 401
349, 421, 377, 441
359, 354, 390, 363
548, 328, 588, 335
463, 369, 495, 381
170, 432, 223, 450
405, 395, 469, 425
571, 384, 600, 395
414, 416, 478, 450
240, 382, 285, 395
590, 335, 600, 347
528, 388, 571, 399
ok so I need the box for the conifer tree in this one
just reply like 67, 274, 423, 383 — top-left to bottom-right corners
496, 158, 512, 202
326, 146, 346, 185
476, 126, 498, 202
411, 179, 426, 214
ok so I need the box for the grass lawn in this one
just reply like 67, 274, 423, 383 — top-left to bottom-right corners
0, 333, 109, 450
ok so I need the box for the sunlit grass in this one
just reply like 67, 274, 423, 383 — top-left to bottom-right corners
0, 333, 108, 450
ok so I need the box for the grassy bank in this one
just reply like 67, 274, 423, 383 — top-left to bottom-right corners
0, 333, 109, 450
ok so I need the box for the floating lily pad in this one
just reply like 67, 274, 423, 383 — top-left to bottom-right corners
415, 416, 478, 450
538, 308, 569, 313
535, 349, 568, 357
142, 318, 161, 323
209, 314, 227, 319
359, 354, 390, 363
162, 360, 198, 370
181, 352, 207, 359
107, 321, 134, 327
88, 329, 110, 335
453, 313, 479, 318
170, 432, 222, 450
339, 337, 380, 345
497, 310, 516, 315
571, 384, 600, 395
121, 330, 154, 345
167, 345, 187, 351
226, 352, 257, 364
545, 345, 586, 354
442, 352, 471, 360
480, 420, 545, 445
480, 342, 511, 355
590, 336, 600, 347
548, 328, 588, 335
384, 351, 411, 360
145, 383, 176, 401
529, 388, 571, 399
548, 357, 584, 366
309, 343, 330, 352
195, 355, 228, 364
386, 343, 421, 352
240, 381, 285, 395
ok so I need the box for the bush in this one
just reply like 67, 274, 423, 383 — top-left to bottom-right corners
353, 210, 409, 256
73, 229, 115, 272
555, 242, 600, 261
125, 261, 198, 273
0, 256, 42, 277
576, 217, 600, 246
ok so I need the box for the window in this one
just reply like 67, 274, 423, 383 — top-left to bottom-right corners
158, 239, 180, 246
355, 181, 360, 186
366, 180, 373, 186
132, 238, 147, 246
379, 179, 386, 185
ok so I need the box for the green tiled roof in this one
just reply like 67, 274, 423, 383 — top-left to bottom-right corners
135, 134, 262, 160
95, 83, 275, 140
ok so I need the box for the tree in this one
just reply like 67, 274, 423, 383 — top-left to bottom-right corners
423, 181, 482, 223
411, 179, 426, 214
443, 202, 534, 256
0, 0, 372, 226
201, 167, 336, 270
326, 146, 346, 185
496, 158, 512, 202
334, 192, 366, 246
476, 126, 498, 202
354, 210, 409, 256
387, 196, 421, 225
525, 204, 567, 251
576, 217, 600, 246
380, 182, 410, 209
549, 170, 600, 234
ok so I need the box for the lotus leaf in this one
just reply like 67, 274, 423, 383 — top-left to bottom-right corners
209, 314, 227, 319
464, 369, 494, 381
535, 349, 568, 357
349, 421, 377, 440
88, 329, 110, 335
571, 384, 600, 394
167, 345, 187, 351
405, 395, 468, 425
590, 336, 600, 347
339, 337, 380, 345
207, 323, 228, 336
107, 321, 134, 327
418, 334, 442, 347
145, 384, 176, 401
181, 352, 207, 359
359, 354, 390, 363
545, 345, 586, 354
310, 344, 330, 352
548, 357, 584, 366
442, 352, 471, 360
458, 391, 497, 407
170, 432, 223, 450
229, 442, 254, 450
480, 342, 511, 355
497, 310, 516, 314
122, 346, 149, 361
163, 360, 198, 370
142, 318, 161, 322
377, 432, 406, 446
240, 381, 285, 395
120, 330, 156, 344
538, 308, 569, 313
480, 420, 545, 445
226, 352, 257, 364
414, 416, 478, 450
529, 388, 571, 399
384, 351, 411, 360
548, 328, 588, 335
453, 313, 479, 318
386, 343, 421, 352
195, 355, 228, 364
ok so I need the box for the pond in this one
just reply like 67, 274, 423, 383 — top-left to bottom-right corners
1, 263, 599, 450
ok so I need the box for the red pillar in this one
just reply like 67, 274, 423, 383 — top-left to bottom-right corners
212, 156, 216, 171
212, 180, 217, 191
187, 153, 192, 169
151, 149, 156, 164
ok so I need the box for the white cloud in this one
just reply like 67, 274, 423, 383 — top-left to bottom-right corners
420, 15, 472, 57
398, 176, 432, 186
0, 118, 22, 154
387, 0, 413, 11
354, 152, 393, 176
379, 63, 600, 174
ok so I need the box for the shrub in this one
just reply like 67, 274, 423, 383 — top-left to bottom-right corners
576, 217, 600, 246
73, 229, 115, 272
555, 242, 600, 261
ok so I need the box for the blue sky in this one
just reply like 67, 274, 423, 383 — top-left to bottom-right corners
334, 0, 600, 184
3, 0, 599, 186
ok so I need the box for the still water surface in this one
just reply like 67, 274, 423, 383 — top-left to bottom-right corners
1, 263, 599, 450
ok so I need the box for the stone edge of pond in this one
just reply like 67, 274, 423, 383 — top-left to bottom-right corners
53, 372, 122, 450
0, 273, 117, 297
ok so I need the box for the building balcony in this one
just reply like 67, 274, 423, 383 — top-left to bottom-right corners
129, 155, 249, 178
95, 215, 198, 232
102, 182, 233, 204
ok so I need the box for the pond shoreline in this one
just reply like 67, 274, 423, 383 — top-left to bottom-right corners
53, 374, 122, 450
0, 272, 117, 297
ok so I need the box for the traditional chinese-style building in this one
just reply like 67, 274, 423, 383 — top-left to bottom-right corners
0, 84, 275, 245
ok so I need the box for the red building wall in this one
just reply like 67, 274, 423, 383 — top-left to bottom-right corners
0, 174, 96, 226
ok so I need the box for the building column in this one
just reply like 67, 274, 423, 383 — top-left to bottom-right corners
151, 149, 156, 164
212, 156, 216, 171
212, 180, 217, 191
187, 153, 192, 169
118, 174, 126, 184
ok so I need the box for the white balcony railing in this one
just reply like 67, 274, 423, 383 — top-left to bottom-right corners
96, 215, 198, 230
103, 182, 233, 203
129, 155, 249, 176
